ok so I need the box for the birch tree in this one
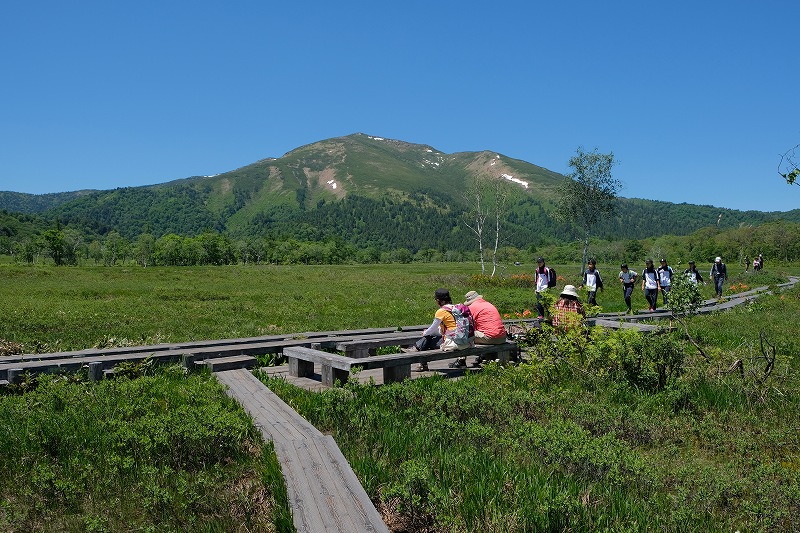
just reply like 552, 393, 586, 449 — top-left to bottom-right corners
464, 174, 510, 276
555, 147, 621, 275
464, 175, 490, 274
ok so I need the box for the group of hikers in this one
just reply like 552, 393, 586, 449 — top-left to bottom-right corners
542, 255, 738, 315
411, 253, 760, 370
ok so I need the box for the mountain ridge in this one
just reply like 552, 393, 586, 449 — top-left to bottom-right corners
1, 133, 798, 252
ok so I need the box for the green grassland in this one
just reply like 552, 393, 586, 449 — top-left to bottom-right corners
1, 263, 799, 531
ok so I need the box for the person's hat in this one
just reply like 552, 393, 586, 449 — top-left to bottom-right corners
660, 258, 667, 262
463, 290, 482, 305
620, 263, 628, 269
645, 259, 653, 264
536, 256, 545, 263
688, 260, 695, 264
715, 256, 722, 262
560, 285, 580, 298
434, 288, 450, 300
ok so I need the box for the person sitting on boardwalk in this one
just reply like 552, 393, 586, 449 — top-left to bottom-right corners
684, 260, 704, 285
552, 285, 586, 330
641, 259, 660, 312
618, 263, 638, 314
464, 290, 507, 367
710, 257, 728, 298
580, 259, 604, 306
414, 288, 474, 371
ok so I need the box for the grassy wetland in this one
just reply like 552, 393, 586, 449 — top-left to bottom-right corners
1, 262, 799, 532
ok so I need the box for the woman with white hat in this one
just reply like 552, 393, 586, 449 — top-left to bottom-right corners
552, 285, 585, 329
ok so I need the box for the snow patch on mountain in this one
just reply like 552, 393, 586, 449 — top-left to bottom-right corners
502, 173, 529, 189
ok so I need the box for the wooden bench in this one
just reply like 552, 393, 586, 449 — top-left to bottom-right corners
332, 333, 423, 358
284, 342, 519, 387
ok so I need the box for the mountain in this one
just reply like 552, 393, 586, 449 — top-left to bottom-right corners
2, 133, 799, 252
0, 190, 97, 214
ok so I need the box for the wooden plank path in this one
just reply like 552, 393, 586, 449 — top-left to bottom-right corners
215, 368, 389, 533
0, 328, 428, 382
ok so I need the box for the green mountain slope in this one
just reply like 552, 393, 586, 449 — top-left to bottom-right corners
0, 190, 97, 214
2, 133, 798, 251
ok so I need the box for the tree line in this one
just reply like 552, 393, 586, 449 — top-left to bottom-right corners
4, 219, 800, 269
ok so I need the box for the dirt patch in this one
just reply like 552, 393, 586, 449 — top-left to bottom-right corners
303, 167, 347, 199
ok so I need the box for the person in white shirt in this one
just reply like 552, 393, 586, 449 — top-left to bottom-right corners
657, 258, 674, 305
641, 259, 659, 311
533, 256, 553, 319
683, 260, 704, 285
618, 263, 638, 314
580, 259, 604, 306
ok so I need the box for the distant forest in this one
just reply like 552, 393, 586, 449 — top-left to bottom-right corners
2, 199, 798, 268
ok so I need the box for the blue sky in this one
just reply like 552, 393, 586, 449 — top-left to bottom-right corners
1, 1, 798, 212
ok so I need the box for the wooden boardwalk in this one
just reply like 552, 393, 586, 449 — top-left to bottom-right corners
215, 368, 389, 533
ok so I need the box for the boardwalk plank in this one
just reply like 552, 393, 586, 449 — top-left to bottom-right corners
215, 368, 389, 533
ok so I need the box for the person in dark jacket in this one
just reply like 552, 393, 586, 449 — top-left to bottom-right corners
710, 257, 728, 298
684, 260, 704, 285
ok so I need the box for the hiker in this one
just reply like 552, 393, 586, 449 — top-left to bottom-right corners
641, 259, 659, 311
413, 288, 474, 371
618, 263, 638, 314
552, 285, 585, 330
745, 255, 750, 272
657, 258, 674, 305
710, 257, 728, 298
684, 260, 704, 285
464, 290, 507, 367
533, 256, 554, 319
580, 258, 604, 306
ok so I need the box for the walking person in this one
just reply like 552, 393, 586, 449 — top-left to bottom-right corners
533, 257, 554, 320
657, 258, 674, 305
684, 260, 704, 285
580, 259, 604, 306
618, 263, 638, 314
710, 257, 728, 298
641, 259, 659, 311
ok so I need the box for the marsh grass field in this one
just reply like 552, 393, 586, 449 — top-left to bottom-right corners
1, 262, 799, 532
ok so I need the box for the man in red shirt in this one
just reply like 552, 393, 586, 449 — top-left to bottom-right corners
463, 290, 508, 366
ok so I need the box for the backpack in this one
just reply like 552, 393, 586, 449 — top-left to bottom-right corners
547, 267, 558, 288
443, 304, 474, 346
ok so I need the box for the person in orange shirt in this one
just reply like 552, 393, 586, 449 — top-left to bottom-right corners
413, 288, 458, 371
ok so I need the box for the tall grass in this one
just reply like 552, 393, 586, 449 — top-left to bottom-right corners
1, 262, 798, 531
256, 276, 800, 532
3, 262, 787, 353
0, 367, 291, 532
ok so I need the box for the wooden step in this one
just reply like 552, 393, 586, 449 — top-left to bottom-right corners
201, 355, 258, 372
